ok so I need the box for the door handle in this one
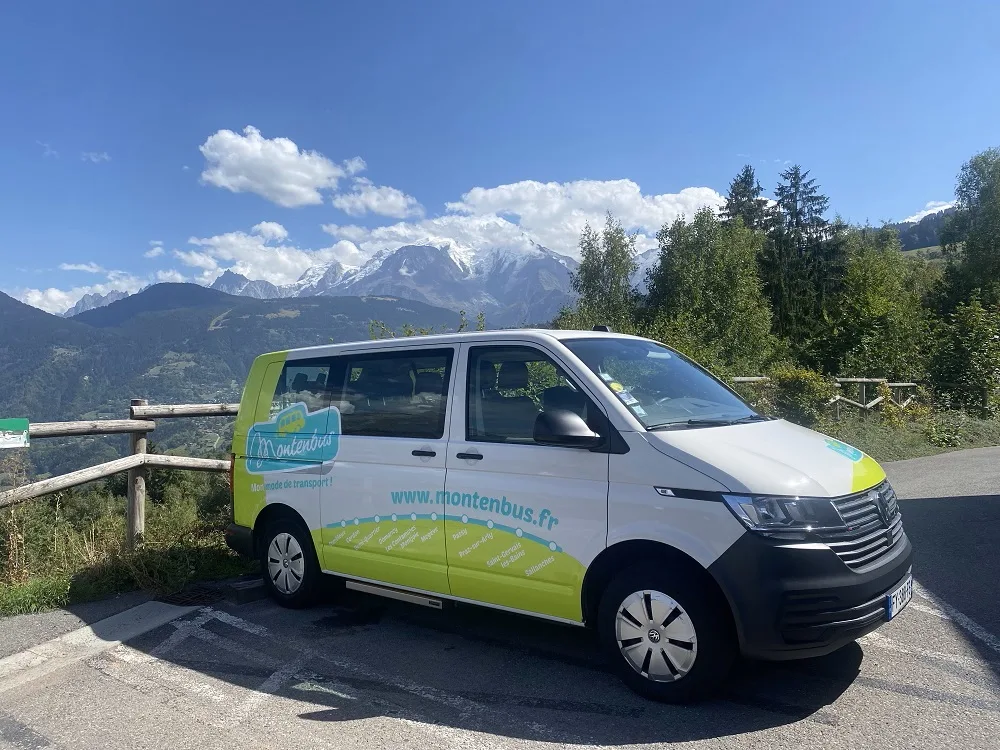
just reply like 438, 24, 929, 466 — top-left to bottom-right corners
456, 451, 483, 461
411, 449, 436, 457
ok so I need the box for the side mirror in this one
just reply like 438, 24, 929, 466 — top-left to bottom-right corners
534, 409, 602, 449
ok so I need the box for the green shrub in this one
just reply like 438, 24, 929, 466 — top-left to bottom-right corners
766, 365, 837, 426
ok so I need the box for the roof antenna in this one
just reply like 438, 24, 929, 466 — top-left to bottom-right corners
592, 325, 613, 333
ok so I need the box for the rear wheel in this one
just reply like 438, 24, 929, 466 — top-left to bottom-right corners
597, 565, 735, 702
259, 516, 321, 608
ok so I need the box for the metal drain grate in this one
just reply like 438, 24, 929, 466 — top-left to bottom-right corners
157, 584, 223, 606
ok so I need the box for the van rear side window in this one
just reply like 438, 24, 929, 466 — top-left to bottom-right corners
269, 359, 333, 418
336, 348, 453, 438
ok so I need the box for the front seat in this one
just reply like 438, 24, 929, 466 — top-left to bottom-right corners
492, 361, 540, 440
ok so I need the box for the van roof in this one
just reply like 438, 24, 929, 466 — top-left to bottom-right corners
275, 328, 649, 359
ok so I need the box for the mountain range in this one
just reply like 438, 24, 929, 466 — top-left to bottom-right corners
62, 289, 130, 317
208, 241, 581, 327
54, 212, 950, 322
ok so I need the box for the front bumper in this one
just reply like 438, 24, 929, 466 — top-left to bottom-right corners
708, 528, 913, 660
224, 523, 254, 558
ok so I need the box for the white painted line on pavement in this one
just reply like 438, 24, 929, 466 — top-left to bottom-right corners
216, 654, 310, 729
915, 581, 1000, 657
909, 601, 952, 621
861, 630, 1000, 672
0, 601, 197, 695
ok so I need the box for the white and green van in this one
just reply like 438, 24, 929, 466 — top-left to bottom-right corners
224, 329, 913, 701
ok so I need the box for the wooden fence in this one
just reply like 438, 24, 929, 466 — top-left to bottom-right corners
0, 399, 238, 549
731, 377, 919, 416
0, 377, 920, 547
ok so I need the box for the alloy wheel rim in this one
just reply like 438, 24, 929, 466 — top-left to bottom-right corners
267, 532, 305, 595
615, 590, 697, 682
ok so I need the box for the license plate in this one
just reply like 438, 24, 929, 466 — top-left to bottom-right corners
886, 574, 913, 620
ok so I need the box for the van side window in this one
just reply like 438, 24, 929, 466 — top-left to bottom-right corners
269, 358, 334, 418
336, 348, 453, 438
466, 345, 597, 444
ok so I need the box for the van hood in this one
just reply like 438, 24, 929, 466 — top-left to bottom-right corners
643, 419, 885, 498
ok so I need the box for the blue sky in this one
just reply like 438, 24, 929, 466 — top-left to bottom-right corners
3, 0, 999, 312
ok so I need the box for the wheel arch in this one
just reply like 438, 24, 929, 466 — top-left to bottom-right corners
581, 539, 735, 633
252, 502, 312, 557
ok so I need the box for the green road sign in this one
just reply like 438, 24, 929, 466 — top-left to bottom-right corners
0, 419, 29, 449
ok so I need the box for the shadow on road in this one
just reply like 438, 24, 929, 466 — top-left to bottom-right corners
119, 584, 861, 744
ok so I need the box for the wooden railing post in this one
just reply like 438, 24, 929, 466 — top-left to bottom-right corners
127, 398, 149, 549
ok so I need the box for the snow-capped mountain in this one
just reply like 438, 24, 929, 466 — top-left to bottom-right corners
633, 247, 659, 293
209, 270, 291, 299
209, 243, 581, 326
289, 261, 349, 296
62, 290, 130, 317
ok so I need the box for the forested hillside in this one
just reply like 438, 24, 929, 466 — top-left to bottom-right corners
0, 285, 460, 474
558, 147, 1000, 420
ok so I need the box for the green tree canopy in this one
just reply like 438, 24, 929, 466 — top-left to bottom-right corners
646, 209, 776, 373
566, 213, 639, 330
825, 226, 931, 380
941, 147, 1000, 306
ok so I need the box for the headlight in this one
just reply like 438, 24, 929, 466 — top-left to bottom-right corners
722, 494, 845, 537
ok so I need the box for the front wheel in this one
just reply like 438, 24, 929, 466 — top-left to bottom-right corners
259, 516, 321, 608
597, 565, 735, 702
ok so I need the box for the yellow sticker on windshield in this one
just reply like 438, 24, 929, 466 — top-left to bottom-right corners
609, 382, 624, 392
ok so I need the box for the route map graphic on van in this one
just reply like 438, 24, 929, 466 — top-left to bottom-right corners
246, 403, 341, 473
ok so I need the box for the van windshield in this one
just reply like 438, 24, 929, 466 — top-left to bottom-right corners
562, 337, 761, 429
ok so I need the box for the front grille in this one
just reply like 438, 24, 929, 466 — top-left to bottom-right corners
818, 482, 903, 571
779, 590, 887, 644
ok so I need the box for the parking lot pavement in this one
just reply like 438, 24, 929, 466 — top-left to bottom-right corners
1, 449, 999, 750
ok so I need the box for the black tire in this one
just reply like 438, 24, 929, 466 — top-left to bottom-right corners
259, 515, 321, 608
597, 564, 735, 702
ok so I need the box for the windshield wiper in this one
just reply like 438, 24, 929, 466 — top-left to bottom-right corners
646, 414, 771, 431
646, 418, 731, 430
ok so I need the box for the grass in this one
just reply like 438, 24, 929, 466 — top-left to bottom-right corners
0, 463, 254, 617
821, 411, 1000, 463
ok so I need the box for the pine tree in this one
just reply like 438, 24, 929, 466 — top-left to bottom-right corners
722, 165, 769, 231
760, 165, 837, 350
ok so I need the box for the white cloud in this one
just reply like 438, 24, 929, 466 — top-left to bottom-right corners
199, 126, 362, 208
320, 223, 371, 243
322, 178, 724, 260
81, 151, 111, 163
251, 221, 288, 241
37, 141, 58, 158
144, 240, 164, 258
343, 157, 367, 175
176, 224, 359, 285
902, 201, 955, 223
446, 180, 723, 254
16, 271, 145, 315
332, 178, 424, 219
59, 262, 104, 273
155, 269, 186, 283
173, 249, 219, 273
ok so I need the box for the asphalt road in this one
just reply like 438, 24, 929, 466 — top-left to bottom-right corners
2, 448, 1000, 749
